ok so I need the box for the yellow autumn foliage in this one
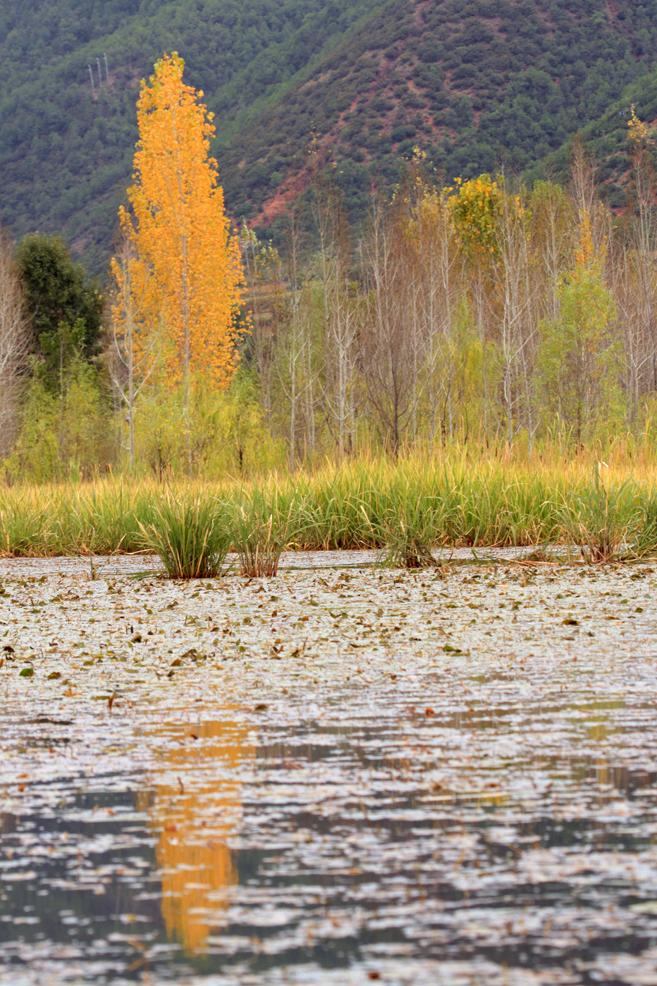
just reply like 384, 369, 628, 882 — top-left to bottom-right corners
114, 52, 244, 390
628, 104, 651, 146
446, 174, 503, 255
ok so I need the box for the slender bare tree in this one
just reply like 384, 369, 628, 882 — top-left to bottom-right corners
108, 233, 157, 467
276, 217, 317, 468
496, 186, 538, 442
315, 189, 358, 458
241, 226, 285, 419
617, 119, 657, 419
360, 200, 420, 455
0, 230, 30, 458
410, 189, 461, 441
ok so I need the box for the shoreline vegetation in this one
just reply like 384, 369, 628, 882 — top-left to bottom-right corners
3, 449, 657, 572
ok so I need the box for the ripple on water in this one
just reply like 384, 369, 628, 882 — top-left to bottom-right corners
1, 560, 657, 984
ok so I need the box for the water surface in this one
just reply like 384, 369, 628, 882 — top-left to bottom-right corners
2, 556, 657, 984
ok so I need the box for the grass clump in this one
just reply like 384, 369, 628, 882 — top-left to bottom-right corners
230, 489, 292, 577
0, 496, 51, 556
378, 484, 444, 568
632, 491, 657, 558
138, 494, 231, 579
558, 466, 641, 563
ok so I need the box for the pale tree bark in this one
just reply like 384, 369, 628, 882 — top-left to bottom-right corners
470, 266, 496, 437
240, 227, 282, 419
571, 139, 609, 256
0, 230, 30, 458
621, 140, 657, 417
361, 202, 418, 455
315, 191, 357, 458
108, 235, 155, 469
530, 181, 573, 329
496, 190, 538, 443
276, 219, 316, 469
610, 240, 654, 426
412, 193, 461, 443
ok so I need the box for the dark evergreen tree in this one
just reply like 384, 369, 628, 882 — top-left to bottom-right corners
15, 235, 103, 392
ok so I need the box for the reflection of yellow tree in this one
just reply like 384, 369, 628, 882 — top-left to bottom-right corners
144, 717, 253, 955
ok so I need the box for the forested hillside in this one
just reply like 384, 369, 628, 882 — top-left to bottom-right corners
3, 0, 657, 272
0, 0, 385, 271
530, 62, 657, 198
231, 0, 657, 226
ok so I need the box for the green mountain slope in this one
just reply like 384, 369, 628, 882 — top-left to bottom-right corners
0, 0, 385, 271
224, 0, 657, 228
2, 0, 657, 273
529, 64, 657, 203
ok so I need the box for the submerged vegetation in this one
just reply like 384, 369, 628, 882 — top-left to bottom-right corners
5, 554, 657, 983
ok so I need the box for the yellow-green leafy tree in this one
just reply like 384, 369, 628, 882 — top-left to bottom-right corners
537, 214, 625, 444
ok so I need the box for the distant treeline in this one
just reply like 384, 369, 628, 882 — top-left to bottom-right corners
3, 133, 657, 481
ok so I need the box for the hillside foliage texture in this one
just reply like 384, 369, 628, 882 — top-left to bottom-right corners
3, 0, 657, 270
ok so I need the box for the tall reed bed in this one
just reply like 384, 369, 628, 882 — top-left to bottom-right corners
2, 451, 657, 563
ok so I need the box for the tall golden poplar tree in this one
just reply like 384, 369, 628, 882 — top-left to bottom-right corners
112, 53, 243, 463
